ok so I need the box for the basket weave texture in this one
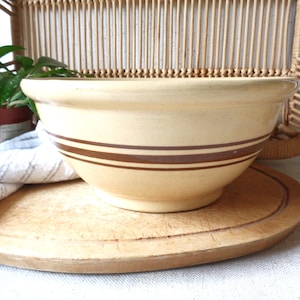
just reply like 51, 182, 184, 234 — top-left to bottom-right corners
2, 0, 300, 159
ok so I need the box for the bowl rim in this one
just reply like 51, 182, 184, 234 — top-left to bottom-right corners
20, 76, 299, 108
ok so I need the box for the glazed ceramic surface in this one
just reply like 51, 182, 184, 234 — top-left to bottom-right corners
21, 77, 298, 212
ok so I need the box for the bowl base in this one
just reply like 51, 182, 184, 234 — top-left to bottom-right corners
94, 188, 224, 213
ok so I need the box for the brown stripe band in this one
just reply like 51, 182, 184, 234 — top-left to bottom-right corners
53, 140, 265, 165
47, 131, 272, 151
61, 151, 258, 171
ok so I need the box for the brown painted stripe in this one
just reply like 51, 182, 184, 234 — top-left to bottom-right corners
47, 131, 272, 151
61, 151, 257, 171
53, 140, 265, 164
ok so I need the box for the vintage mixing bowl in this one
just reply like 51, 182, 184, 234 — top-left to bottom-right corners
21, 77, 298, 213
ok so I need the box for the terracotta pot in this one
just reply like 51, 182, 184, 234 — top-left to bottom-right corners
0, 106, 33, 143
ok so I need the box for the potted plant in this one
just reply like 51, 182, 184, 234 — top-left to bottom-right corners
0, 45, 80, 142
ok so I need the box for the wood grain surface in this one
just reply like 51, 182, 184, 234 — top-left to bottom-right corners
0, 163, 299, 274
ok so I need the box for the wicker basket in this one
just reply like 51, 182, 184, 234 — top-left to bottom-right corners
2, 0, 300, 159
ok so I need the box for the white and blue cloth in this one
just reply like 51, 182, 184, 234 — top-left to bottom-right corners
0, 122, 78, 200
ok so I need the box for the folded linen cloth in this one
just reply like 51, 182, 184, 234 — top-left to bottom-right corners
0, 122, 79, 200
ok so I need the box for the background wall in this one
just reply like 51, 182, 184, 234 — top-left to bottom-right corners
0, 6, 12, 62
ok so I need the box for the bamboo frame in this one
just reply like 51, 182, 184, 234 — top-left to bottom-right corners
2, 0, 300, 158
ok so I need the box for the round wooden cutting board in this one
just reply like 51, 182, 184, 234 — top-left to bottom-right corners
0, 163, 299, 274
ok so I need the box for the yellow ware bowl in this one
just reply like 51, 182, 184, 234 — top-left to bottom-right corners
21, 77, 298, 212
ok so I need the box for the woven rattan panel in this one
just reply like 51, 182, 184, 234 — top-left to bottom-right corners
16, 0, 297, 77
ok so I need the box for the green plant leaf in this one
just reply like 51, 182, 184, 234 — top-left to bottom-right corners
7, 89, 25, 102
0, 72, 12, 88
34, 56, 67, 69
0, 45, 24, 59
16, 55, 34, 70
33, 68, 79, 78
0, 45, 86, 114
0, 73, 23, 104
0, 73, 15, 103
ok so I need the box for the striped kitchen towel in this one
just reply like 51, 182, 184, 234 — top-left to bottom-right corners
0, 122, 79, 200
